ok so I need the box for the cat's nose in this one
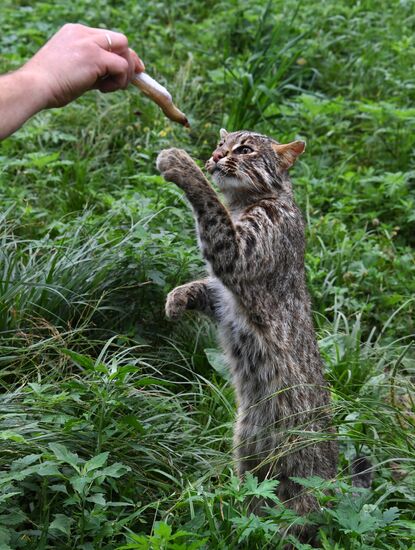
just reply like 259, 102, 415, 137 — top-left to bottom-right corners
212, 150, 224, 163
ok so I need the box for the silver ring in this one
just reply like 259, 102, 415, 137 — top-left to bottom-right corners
105, 33, 112, 53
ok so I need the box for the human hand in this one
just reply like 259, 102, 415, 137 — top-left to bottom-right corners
20, 23, 144, 109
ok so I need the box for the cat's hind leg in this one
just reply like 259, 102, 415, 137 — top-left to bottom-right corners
278, 477, 319, 545
234, 416, 277, 515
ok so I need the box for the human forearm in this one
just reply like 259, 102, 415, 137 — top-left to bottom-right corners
0, 69, 47, 140
0, 24, 144, 140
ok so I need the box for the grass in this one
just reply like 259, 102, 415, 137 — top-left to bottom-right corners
0, 0, 414, 548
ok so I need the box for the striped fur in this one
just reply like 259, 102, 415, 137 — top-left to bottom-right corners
157, 130, 338, 542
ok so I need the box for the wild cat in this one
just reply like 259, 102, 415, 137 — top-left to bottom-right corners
156, 129, 338, 537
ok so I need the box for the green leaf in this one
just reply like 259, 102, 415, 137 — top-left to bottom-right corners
381, 507, 400, 525
394, 520, 415, 532
36, 462, 62, 477
0, 493, 21, 504
117, 539, 147, 550
86, 493, 106, 506
243, 472, 279, 502
10, 454, 41, 471
27, 382, 52, 394
27, 151, 60, 168
0, 525, 12, 548
290, 475, 333, 491
48, 443, 81, 471
328, 503, 380, 535
0, 509, 27, 526
232, 514, 278, 543
109, 365, 139, 382
50, 484, 69, 495
61, 349, 97, 371
49, 513, 73, 536
0, 431, 26, 443
119, 415, 146, 434
135, 377, 173, 387
97, 462, 131, 479
153, 521, 172, 540
148, 269, 166, 286
204, 348, 230, 381
69, 475, 89, 495
83, 452, 109, 473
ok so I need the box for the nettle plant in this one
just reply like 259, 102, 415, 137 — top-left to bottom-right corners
120, 472, 406, 550
0, 443, 132, 549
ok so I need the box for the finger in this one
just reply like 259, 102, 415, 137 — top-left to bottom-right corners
99, 47, 138, 87
98, 72, 129, 92
123, 48, 135, 85
91, 29, 144, 79
108, 47, 134, 85
96, 52, 130, 91
98, 77, 125, 93
94, 29, 129, 54
95, 31, 144, 68
99, 33, 134, 83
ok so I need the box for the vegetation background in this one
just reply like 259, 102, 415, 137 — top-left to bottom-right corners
0, 0, 414, 548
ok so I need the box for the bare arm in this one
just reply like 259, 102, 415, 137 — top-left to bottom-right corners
0, 70, 47, 140
0, 23, 144, 140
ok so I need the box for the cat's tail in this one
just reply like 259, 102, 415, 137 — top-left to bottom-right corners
351, 456, 373, 489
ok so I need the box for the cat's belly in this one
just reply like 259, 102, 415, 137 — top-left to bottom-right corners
209, 278, 329, 423
210, 278, 286, 380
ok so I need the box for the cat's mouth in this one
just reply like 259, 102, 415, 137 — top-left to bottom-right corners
205, 158, 234, 178
205, 157, 245, 192
205, 157, 218, 174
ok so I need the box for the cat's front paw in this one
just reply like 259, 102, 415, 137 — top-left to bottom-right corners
165, 286, 190, 320
156, 148, 204, 188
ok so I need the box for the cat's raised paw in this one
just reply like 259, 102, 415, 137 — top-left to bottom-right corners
156, 148, 181, 175
165, 286, 189, 320
156, 148, 202, 187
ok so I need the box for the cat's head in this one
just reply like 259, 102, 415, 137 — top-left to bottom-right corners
205, 129, 305, 196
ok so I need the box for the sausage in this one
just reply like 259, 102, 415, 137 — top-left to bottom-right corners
132, 72, 190, 127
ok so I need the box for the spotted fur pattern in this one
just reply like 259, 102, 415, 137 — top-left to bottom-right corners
157, 130, 338, 540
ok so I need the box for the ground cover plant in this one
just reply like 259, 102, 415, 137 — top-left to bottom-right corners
0, 0, 414, 548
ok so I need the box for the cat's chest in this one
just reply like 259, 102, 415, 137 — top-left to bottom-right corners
208, 277, 237, 322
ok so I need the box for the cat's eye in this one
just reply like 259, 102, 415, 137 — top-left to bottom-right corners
234, 145, 253, 155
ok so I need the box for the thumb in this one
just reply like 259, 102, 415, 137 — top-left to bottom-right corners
129, 48, 145, 73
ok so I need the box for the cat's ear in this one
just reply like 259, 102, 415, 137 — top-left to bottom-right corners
272, 140, 306, 168
219, 128, 228, 141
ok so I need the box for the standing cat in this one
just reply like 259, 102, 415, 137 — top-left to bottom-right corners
156, 129, 338, 538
